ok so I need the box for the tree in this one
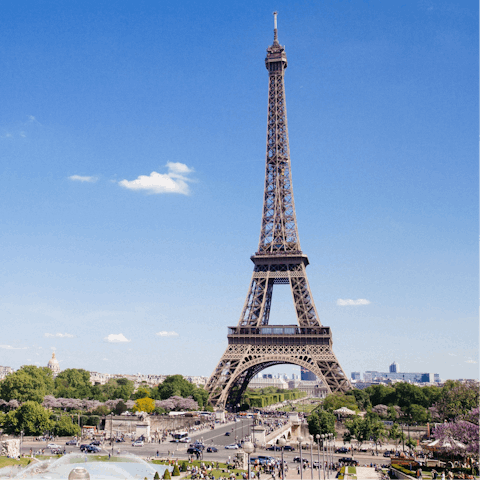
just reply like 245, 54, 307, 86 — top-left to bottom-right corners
307, 410, 336, 438
388, 423, 405, 449
404, 404, 430, 424
405, 437, 416, 452
172, 465, 180, 476
321, 393, 359, 413
343, 415, 385, 451
92, 405, 111, 416
114, 400, 128, 415
154, 472, 160, 480
153, 375, 208, 407
430, 381, 479, 422
55, 369, 93, 399
132, 386, 152, 400
2, 401, 54, 435
53, 415, 81, 436
163, 469, 171, 479
0, 366, 54, 403
351, 389, 371, 410
133, 397, 155, 413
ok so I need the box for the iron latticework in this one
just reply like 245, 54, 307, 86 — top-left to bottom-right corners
206, 14, 351, 409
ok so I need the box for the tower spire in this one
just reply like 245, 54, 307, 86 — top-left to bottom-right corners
273, 11, 278, 44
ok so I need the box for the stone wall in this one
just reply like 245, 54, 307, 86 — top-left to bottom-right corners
1, 439, 20, 458
105, 415, 211, 440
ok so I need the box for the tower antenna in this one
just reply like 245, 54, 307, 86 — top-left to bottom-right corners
273, 11, 278, 43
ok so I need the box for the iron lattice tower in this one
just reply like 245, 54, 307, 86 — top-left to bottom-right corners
206, 14, 351, 409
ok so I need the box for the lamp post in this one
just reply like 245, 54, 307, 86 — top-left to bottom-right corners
308, 435, 314, 480
321, 434, 326, 480
20, 430, 24, 458
315, 434, 321, 480
278, 437, 286, 480
244, 441, 255, 480
329, 433, 334, 478
298, 436, 304, 480
110, 413, 114, 456
326, 434, 331, 479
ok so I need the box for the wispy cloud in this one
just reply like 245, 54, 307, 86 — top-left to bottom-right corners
44, 333, 75, 338
0, 345, 28, 350
337, 299, 371, 306
448, 353, 457, 356
118, 162, 194, 195
156, 331, 179, 337
104, 333, 131, 343
69, 175, 98, 183
465, 359, 477, 364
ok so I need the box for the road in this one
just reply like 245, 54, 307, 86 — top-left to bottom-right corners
20, 419, 392, 470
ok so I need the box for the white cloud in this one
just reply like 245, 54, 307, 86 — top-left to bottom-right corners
337, 299, 371, 306
156, 331, 179, 337
465, 359, 477, 364
69, 175, 98, 183
118, 162, 194, 195
0, 345, 28, 350
44, 333, 75, 338
104, 333, 131, 343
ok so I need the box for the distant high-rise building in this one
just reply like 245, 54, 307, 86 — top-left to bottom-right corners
300, 367, 317, 381
292, 373, 299, 380
389, 362, 398, 373
351, 372, 361, 381
262, 373, 273, 379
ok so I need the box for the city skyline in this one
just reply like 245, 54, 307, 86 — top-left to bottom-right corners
1, 1, 478, 381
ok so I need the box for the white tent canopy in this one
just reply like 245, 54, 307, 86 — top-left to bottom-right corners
333, 407, 356, 416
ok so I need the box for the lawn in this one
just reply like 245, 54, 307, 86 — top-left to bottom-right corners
278, 401, 322, 413
0, 457, 33, 469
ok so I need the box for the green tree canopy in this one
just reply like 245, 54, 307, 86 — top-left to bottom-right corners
307, 409, 336, 438
2, 401, 54, 435
53, 415, 81, 436
100, 378, 135, 401
132, 386, 153, 400
153, 375, 208, 408
55, 369, 93, 399
0, 366, 54, 403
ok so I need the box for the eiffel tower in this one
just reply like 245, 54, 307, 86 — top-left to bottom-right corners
206, 13, 351, 409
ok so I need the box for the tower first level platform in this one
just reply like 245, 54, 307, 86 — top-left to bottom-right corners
227, 325, 331, 346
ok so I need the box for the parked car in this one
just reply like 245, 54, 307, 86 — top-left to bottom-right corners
283, 445, 295, 451
90, 440, 101, 446
335, 447, 349, 453
115, 438, 125, 443
225, 432, 231, 436
293, 457, 309, 464
206, 446, 218, 453
191, 442, 204, 450
338, 457, 358, 466
132, 441, 144, 447
47, 443, 61, 449
383, 452, 391, 457
66, 440, 78, 446
266, 445, 282, 451
225, 444, 239, 449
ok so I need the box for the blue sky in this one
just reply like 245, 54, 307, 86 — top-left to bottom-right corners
0, 0, 478, 381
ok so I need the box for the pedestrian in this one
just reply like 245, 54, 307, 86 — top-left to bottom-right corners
441, 472, 445, 480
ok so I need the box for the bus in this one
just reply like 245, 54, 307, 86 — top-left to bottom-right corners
171, 431, 190, 443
